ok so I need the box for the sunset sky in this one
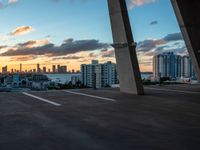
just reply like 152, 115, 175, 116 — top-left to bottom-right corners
0, 0, 186, 72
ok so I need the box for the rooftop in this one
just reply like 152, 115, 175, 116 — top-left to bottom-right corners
0, 84, 200, 150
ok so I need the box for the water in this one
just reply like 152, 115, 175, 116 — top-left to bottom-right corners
46, 73, 81, 84
141, 73, 153, 79
46, 73, 152, 84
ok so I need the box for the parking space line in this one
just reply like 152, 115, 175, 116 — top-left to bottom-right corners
145, 87, 200, 94
63, 90, 116, 102
22, 92, 61, 106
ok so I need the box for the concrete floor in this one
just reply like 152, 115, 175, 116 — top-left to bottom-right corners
0, 84, 200, 150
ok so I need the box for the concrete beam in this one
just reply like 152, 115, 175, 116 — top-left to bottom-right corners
171, 0, 200, 81
107, 0, 144, 94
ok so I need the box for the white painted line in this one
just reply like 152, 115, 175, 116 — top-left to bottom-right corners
64, 90, 116, 102
22, 92, 61, 106
145, 87, 200, 94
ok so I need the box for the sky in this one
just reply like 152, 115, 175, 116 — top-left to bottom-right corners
0, 0, 187, 72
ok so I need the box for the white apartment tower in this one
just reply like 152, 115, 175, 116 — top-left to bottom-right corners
81, 60, 118, 88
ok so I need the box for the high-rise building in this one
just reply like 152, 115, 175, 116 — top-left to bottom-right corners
37, 64, 40, 73
60, 66, 67, 73
153, 52, 195, 79
20, 64, 22, 73
153, 52, 180, 78
52, 65, 56, 73
2, 66, 8, 74
175, 55, 182, 78
181, 56, 196, 78
43, 67, 47, 73
54, 65, 67, 73
81, 60, 118, 88
57, 65, 60, 73
81, 61, 96, 88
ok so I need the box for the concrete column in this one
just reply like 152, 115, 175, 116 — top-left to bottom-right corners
107, 0, 144, 94
171, 0, 200, 81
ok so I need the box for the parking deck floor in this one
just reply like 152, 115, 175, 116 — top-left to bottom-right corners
0, 84, 200, 150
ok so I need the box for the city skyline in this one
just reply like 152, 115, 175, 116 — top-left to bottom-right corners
0, 63, 79, 73
0, 0, 186, 72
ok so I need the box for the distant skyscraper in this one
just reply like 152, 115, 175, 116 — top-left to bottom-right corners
153, 52, 195, 79
55, 65, 67, 73
43, 67, 47, 73
57, 65, 60, 73
52, 65, 56, 73
2, 66, 8, 74
60, 66, 67, 73
11, 69, 14, 74
81, 60, 118, 88
20, 64, 22, 73
37, 64, 40, 73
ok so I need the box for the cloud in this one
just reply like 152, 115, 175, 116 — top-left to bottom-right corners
88, 52, 98, 58
0, 25, 34, 43
52, 55, 83, 61
137, 32, 184, 54
11, 26, 34, 36
17, 39, 49, 48
10, 56, 37, 61
127, 0, 158, 9
137, 39, 166, 52
1, 38, 110, 57
149, 20, 158, 26
0, 0, 18, 9
0, 45, 7, 49
139, 59, 152, 65
101, 50, 115, 58
136, 32, 186, 69
0, 35, 10, 42
163, 32, 183, 42
8, 0, 18, 4
145, 44, 187, 56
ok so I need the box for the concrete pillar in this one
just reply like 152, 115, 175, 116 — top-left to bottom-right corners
171, 0, 200, 81
107, 0, 144, 94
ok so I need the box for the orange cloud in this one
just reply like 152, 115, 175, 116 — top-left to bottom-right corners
11, 26, 34, 36
18, 39, 49, 48
10, 56, 37, 61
